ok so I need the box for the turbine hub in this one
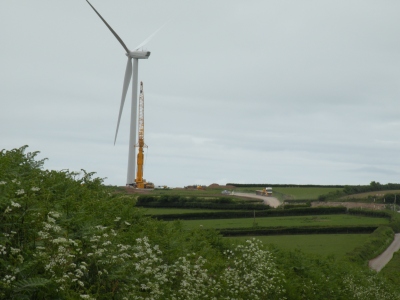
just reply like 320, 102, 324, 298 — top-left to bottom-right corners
127, 51, 151, 59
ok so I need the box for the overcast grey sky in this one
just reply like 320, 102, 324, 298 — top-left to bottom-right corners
1, 0, 400, 187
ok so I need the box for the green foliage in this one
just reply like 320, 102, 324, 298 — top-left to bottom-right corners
275, 248, 399, 300
230, 234, 370, 258
153, 206, 347, 220
136, 194, 267, 210
1, 146, 400, 299
346, 226, 394, 264
220, 226, 378, 236
380, 249, 400, 285
348, 208, 400, 233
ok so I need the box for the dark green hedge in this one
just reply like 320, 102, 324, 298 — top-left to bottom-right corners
139, 202, 270, 210
220, 225, 378, 236
347, 208, 400, 232
136, 195, 268, 210
151, 207, 347, 221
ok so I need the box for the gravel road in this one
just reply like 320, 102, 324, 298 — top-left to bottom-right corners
232, 192, 281, 208
369, 233, 400, 272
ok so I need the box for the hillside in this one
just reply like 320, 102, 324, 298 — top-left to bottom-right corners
1, 146, 400, 299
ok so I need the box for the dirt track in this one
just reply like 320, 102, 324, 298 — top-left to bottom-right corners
369, 233, 400, 272
232, 192, 281, 208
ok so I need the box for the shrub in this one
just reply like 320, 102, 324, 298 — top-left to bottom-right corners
346, 226, 394, 264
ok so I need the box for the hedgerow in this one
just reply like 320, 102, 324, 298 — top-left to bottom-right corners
1, 146, 400, 299
136, 195, 268, 210
152, 206, 347, 221
346, 226, 394, 265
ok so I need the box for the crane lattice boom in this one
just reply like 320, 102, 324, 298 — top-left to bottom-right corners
135, 81, 152, 188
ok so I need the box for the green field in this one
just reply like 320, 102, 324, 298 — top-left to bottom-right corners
181, 214, 388, 230
140, 207, 240, 215
381, 250, 400, 284
273, 187, 343, 200
340, 190, 400, 200
232, 186, 343, 200
228, 234, 370, 257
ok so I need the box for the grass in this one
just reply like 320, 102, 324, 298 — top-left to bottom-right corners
181, 214, 389, 230
148, 188, 228, 197
340, 190, 400, 200
228, 234, 370, 257
140, 207, 241, 215
231, 186, 343, 200
380, 249, 400, 284
127, 186, 343, 202
273, 187, 343, 200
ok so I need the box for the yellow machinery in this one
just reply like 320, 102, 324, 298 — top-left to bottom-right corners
135, 82, 154, 189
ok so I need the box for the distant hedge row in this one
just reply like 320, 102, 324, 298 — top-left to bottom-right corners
136, 195, 268, 210
343, 182, 400, 195
219, 225, 378, 236
151, 207, 347, 221
138, 202, 270, 210
348, 208, 400, 232
227, 183, 345, 188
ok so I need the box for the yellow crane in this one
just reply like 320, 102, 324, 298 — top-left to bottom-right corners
135, 82, 154, 189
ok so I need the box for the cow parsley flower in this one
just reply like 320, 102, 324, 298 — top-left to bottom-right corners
31, 187, 40, 192
15, 189, 25, 195
11, 201, 21, 208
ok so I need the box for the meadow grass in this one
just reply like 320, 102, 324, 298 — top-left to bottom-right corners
340, 189, 400, 200
140, 207, 241, 215
227, 234, 370, 257
181, 214, 389, 230
231, 186, 343, 200
380, 250, 400, 285
148, 188, 227, 197
273, 187, 343, 200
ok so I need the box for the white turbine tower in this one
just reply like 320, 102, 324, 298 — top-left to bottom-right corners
86, 0, 163, 185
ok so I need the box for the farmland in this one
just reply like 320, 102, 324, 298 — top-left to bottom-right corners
180, 214, 388, 230
3, 146, 400, 299
228, 234, 370, 257
140, 207, 240, 215
272, 187, 343, 200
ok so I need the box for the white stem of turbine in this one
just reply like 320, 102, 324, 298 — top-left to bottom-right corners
127, 58, 139, 185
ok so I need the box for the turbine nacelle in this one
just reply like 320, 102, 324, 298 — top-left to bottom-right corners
127, 51, 151, 59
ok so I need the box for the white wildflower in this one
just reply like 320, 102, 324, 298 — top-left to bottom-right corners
15, 189, 25, 195
11, 201, 21, 208
0, 181, 6, 185
49, 211, 60, 218
10, 247, 21, 255
124, 221, 131, 226
114, 217, 121, 222
11, 179, 20, 185
31, 187, 40, 192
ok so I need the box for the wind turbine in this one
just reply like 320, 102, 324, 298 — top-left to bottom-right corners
85, 0, 162, 185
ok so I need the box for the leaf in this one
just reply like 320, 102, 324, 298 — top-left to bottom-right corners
13, 277, 51, 292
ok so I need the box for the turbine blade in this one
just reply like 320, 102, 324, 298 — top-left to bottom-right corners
134, 20, 170, 50
86, 0, 130, 53
114, 58, 133, 144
